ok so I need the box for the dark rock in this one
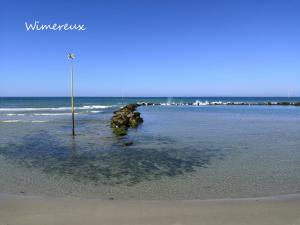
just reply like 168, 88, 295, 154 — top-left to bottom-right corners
278, 102, 291, 106
123, 141, 134, 146
114, 127, 127, 136
111, 104, 143, 136
294, 102, 300, 106
125, 104, 139, 111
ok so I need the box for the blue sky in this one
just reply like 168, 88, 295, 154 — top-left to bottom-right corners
0, 0, 299, 97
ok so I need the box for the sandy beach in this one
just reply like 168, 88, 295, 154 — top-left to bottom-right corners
1, 193, 300, 225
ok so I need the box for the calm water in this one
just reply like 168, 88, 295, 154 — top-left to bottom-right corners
0, 97, 300, 200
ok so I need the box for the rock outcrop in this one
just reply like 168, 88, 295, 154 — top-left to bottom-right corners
111, 104, 144, 136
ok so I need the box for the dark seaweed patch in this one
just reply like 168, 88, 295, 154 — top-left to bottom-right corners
0, 132, 224, 186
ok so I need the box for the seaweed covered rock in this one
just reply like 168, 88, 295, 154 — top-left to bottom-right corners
111, 104, 143, 136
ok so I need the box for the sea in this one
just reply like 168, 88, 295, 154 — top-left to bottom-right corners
0, 97, 300, 200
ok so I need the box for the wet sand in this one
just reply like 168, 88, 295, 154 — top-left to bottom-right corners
1, 193, 300, 225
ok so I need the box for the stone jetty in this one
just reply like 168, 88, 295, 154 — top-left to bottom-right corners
111, 104, 144, 136
137, 101, 300, 107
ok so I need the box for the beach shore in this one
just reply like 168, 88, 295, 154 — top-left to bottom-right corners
1, 193, 300, 225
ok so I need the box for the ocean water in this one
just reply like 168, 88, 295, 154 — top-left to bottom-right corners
0, 97, 300, 200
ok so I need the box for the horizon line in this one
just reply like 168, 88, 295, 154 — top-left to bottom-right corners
0, 96, 299, 98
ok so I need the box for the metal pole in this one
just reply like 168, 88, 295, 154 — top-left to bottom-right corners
70, 59, 75, 136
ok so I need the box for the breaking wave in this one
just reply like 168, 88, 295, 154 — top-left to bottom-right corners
0, 105, 113, 112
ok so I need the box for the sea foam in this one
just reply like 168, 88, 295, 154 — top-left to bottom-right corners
0, 105, 112, 112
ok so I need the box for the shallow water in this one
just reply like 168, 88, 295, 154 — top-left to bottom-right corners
0, 97, 300, 199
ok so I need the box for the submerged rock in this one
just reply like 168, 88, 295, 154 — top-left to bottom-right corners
123, 141, 134, 147
111, 104, 143, 136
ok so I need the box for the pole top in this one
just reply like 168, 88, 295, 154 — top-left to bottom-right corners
68, 53, 76, 60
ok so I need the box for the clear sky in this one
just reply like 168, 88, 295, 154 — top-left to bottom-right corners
0, 0, 299, 97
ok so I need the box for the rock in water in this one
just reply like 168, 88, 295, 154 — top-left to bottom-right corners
111, 104, 144, 136
123, 141, 134, 146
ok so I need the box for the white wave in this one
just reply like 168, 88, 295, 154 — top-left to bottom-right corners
210, 101, 223, 105
193, 100, 210, 106
6, 113, 25, 116
0, 105, 113, 112
80, 105, 112, 109
90, 111, 102, 113
33, 113, 78, 116
0, 108, 51, 112
1, 119, 48, 123
158, 100, 228, 106
1, 120, 24, 123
